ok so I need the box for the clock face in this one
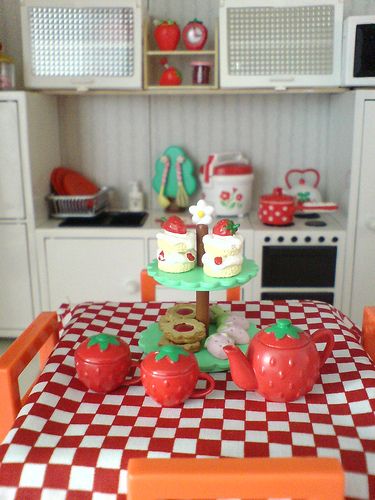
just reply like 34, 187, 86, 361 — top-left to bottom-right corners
187, 26, 204, 44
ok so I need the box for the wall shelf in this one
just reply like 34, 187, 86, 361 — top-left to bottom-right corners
39, 87, 349, 96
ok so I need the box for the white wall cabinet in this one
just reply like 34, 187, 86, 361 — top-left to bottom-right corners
41, 237, 146, 310
0, 93, 60, 337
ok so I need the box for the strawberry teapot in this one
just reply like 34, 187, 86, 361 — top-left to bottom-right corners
223, 319, 334, 402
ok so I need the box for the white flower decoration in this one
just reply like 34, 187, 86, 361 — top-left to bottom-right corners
189, 199, 214, 225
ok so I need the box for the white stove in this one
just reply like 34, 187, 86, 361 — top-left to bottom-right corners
249, 211, 346, 307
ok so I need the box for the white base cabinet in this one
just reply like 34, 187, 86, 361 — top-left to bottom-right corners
0, 224, 34, 334
40, 237, 146, 310
0, 93, 60, 337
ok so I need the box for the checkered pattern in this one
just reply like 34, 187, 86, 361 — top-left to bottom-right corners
0, 301, 374, 500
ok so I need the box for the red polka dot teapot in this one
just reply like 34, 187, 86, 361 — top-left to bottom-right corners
223, 319, 334, 402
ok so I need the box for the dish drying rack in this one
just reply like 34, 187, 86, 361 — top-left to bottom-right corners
46, 187, 110, 218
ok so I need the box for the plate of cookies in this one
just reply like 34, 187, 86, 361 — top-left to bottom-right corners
138, 303, 259, 372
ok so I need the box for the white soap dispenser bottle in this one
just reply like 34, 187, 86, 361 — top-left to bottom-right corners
128, 181, 144, 212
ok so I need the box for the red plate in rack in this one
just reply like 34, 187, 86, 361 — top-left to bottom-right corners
62, 171, 99, 196
50, 166, 74, 195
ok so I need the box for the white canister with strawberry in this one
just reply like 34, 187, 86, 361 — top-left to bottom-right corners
202, 219, 243, 278
156, 216, 196, 273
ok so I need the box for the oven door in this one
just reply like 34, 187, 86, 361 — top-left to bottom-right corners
262, 245, 337, 288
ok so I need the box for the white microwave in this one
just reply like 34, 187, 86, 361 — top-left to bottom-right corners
20, 0, 143, 90
342, 15, 375, 86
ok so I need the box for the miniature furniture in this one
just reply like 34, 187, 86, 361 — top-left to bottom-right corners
140, 268, 241, 301
127, 457, 344, 500
0, 301, 374, 499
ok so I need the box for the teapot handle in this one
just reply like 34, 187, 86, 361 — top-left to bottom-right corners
310, 329, 335, 368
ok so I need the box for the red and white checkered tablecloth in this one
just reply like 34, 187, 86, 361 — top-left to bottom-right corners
0, 301, 374, 500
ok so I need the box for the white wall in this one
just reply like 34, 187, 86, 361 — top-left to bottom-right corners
0, 0, 373, 210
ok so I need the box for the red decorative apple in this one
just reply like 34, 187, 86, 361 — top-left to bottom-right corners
154, 19, 180, 51
182, 19, 208, 50
140, 345, 215, 406
159, 57, 182, 86
75, 333, 140, 393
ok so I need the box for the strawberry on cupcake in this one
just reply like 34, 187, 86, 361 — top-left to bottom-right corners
202, 219, 243, 277
157, 216, 196, 273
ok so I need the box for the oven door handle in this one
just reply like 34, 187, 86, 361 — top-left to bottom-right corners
366, 218, 375, 231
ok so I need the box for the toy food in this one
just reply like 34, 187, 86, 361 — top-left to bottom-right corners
205, 313, 251, 359
182, 19, 208, 50
154, 19, 180, 50
159, 58, 182, 86
202, 219, 243, 277
159, 317, 206, 353
224, 319, 334, 402
157, 215, 196, 273
140, 345, 215, 406
75, 333, 140, 393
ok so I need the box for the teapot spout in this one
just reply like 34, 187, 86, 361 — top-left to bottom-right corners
223, 345, 257, 391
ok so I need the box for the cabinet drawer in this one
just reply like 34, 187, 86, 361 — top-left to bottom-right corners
0, 224, 34, 332
0, 102, 25, 219
45, 237, 145, 309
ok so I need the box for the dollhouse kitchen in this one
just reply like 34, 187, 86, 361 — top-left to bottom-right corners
1, 0, 375, 341
1, 2, 375, 499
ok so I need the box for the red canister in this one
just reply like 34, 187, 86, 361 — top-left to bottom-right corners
258, 187, 296, 226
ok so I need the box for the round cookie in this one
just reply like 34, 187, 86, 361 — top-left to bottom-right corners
161, 317, 206, 345
164, 303, 196, 321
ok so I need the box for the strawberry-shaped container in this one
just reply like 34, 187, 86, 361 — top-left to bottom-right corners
75, 333, 140, 393
154, 19, 180, 50
224, 319, 334, 402
140, 345, 215, 406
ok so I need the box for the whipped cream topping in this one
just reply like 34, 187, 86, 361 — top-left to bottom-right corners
158, 249, 196, 265
203, 233, 243, 251
157, 229, 196, 248
202, 253, 243, 269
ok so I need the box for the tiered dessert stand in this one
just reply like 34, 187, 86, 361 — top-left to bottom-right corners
139, 222, 259, 372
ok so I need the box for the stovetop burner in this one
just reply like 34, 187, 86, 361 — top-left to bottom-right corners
304, 220, 327, 227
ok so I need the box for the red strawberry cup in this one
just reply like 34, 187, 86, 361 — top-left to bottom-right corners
140, 345, 215, 406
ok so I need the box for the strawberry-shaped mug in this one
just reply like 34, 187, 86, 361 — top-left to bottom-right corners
75, 333, 140, 393
224, 319, 334, 402
141, 345, 215, 406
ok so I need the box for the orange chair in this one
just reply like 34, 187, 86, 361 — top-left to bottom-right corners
140, 269, 241, 301
363, 306, 375, 362
127, 456, 344, 499
0, 312, 59, 442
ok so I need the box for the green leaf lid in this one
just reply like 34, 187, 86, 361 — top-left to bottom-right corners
263, 319, 309, 347
155, 345, 190, 362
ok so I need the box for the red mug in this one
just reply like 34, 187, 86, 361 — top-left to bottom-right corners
140, 345, 215, 406
75, 333, 140, 393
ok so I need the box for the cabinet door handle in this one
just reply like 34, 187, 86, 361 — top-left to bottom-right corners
366, 218, 375, 231
126, 280, 140, 294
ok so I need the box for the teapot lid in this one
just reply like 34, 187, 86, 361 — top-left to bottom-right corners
262, 319, 309, 348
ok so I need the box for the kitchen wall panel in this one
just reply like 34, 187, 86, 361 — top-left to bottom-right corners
59, 94, 334, 210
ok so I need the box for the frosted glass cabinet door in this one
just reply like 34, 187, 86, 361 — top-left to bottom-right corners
0, 101, 25, 219
0, 224, 34, 331
45, 238, 145, 309
350, 100, 375, 324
